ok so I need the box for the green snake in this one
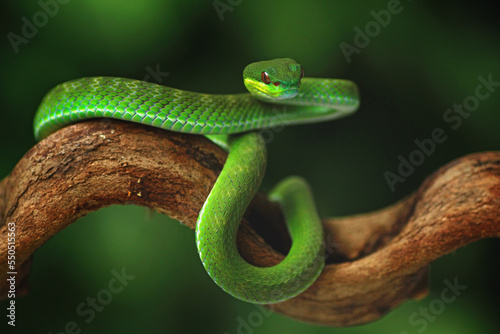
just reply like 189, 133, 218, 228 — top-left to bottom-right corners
33, 58, 360, 304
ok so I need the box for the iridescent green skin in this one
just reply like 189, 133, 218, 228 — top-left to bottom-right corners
33, 58, 360, 304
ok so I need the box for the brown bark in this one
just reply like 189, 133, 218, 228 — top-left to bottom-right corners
0, 120, 499, 326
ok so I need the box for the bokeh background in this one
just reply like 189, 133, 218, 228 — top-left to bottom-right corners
1, 0, 499, 333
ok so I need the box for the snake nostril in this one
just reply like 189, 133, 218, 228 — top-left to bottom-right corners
273, 82, 280, 87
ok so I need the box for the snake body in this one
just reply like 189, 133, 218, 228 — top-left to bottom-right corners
33, 59, 359, 304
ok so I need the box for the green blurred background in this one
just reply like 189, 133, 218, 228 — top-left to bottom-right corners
1, 0, 499, 333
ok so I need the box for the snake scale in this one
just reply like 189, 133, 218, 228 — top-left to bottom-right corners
33, 58, 360, 304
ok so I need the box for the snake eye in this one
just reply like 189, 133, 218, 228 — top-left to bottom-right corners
300, 68, 305, 79
261, 71, 271, 84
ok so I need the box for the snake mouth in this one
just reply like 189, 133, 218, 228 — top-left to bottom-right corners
257, 85, 299, 100
244, 76, 300, 101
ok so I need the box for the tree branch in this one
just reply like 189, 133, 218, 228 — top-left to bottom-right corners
1, 120, 499, 326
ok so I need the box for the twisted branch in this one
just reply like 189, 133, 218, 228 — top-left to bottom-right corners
0, 120, 499, 326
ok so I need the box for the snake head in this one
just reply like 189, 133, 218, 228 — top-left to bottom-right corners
243, 58, 304, 101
